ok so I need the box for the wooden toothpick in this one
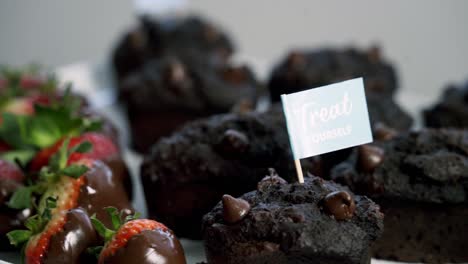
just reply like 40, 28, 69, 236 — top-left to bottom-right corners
294, 159, 304, 183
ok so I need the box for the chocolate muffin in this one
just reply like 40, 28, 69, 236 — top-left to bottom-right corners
140, 108, 321, 239
120, 55, 259, 153
267, 47, 413, 131
112, 15, 234, 82
424, 81, 468, 128
330, 129, 468, 263
202, 174, 384, 264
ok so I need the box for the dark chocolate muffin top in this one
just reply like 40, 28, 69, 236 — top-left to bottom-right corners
202, 175, 384, 262
268, 46, 397, 102
140, 108, 321, 238
366, 93, 413, 131
142, 108, 318, 190
331, 129, 468, 203
119, 55, 259, 113
424, 81, 468, 128
113, 15, 234, 80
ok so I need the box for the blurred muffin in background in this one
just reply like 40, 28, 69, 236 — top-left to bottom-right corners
112, 15, 234, 83
113, 15, 260, 153
424, 80, 468, 128
120, 55, 259, 153
267, 46, 413, 131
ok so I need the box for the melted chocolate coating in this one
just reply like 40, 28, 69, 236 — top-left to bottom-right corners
103, 229, 186, 264
42, 208, 97, 264
39, 160, 133, 261
104, 155, 133, 200
78, 160, 134, 228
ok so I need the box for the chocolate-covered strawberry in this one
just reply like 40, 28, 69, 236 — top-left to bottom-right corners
0, 93, 131, 198
91, 208, 186, 264
30, 132, 131, 198
7, 139, 133, 263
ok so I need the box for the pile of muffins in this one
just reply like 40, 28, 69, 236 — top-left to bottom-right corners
114, 14, 468, 264
1, 13, 468, 264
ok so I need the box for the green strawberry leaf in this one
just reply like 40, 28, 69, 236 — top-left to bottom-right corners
86, 246, 103, 259
38, 166, 55, 183
61, 165, 89, 178
6, 230, 32, 247
41, 196, 57, 221
8, 195, 58, 247
69, 141, 92, 154
0, 149, 36, 166
24, 215, 45, 234
124, 211, 141, 223
7, 186, 33, 209
0, 84, 102, 153
90, 214, 115, 242
104, 207, 122, 230
0, 113, 29, 149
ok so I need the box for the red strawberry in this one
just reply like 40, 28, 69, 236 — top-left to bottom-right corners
24, 175, 86, 264
20, 75, 45, 90
0, 159, 25, 182
98, 219, 166, 263
30, 133, 118, 172
91, 209, 185, 264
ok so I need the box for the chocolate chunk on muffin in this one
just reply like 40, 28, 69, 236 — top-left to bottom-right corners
424, 81, 468, 128
121, 55, 259, 153
268, 47, 413, 131
140, 108, 321, 239
331, 129, 468, 263
113, 15, 234, 82
202, 174, 384, 264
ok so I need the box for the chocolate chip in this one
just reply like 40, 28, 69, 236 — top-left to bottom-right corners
282, 208, 305, 223
322, 191, 356, 220
204, 24, 220, 42
374, 123, 398, 141
222, 194, 250, 224
231, 98, 254, 114
367, 45, 381, 63
218, 129, 249, 155
286, 51, 306, 68
164, 61, 192, 95
129, 28, 147, 50
166, 61, 187, 85
367, 79, 385, 93
257, 168, 288, 191
262, 242, 280, 252
358, 145, 385, 173
221, 66, 248, 85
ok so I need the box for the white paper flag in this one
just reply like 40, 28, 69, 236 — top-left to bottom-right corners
281, 78, 373, 160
